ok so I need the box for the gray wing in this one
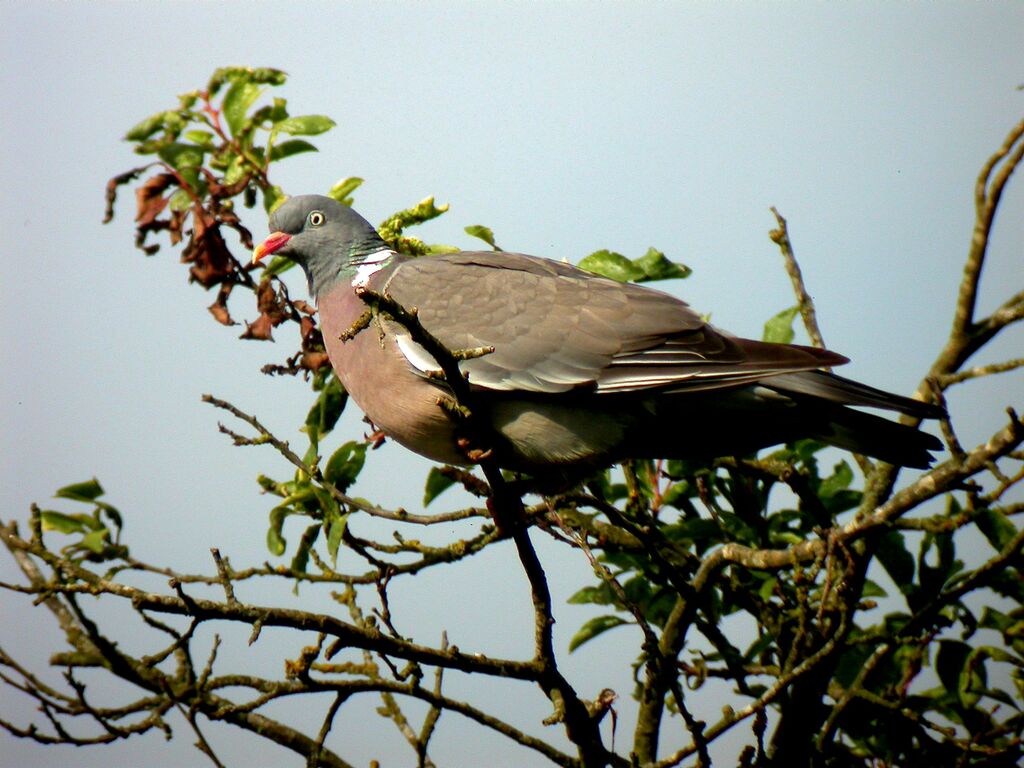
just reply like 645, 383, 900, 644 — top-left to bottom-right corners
380, 251, 845, 395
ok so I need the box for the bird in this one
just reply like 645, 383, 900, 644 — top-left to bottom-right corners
252, 195, 942, 474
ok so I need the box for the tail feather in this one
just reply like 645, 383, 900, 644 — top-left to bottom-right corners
640, 380, 944, 468
765, 370, 943, 418
808, 405, 943, 468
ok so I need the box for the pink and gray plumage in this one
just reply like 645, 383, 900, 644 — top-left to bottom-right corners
253, 195, 941, 472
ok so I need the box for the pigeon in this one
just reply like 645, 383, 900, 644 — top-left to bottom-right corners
252, 195, 942, 472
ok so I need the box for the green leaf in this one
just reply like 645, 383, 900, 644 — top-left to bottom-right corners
222, 78, 263, 136
716, 511, 759, 545
310, 483, 336, 510
971, 644, 1023, 667
183, 129, 215, 146
918, 531, 959, 598
763, 306, 799, 344
876, 530, 915, 593
125, 111, 170, 142
328, 177, 364, 206
264, 185, 285, 213
261, 255, 297, 278
168, 189, 193, 212
158, 143, 205, 172
567, 583, 617, 606
270, 139, 318, 161
834, 645, 876, 688
223, 154, 248, 186
79, 529, 110, 555
311, 487, 343, 564
987, 570, 1024, 604
305, 375, 347, 444
569, 615, 628, 652
267, 505, 290, 556
959, 648, 989, 709
578, 248, 687, 284
578, 250, 643, 283
273, 114, 336, 136
794, 438, 827, 464
979, 607, 1024, 642
423, 467, 456, 507
659, 480, 691, 508
665, 517, 721, 549
163, 111, 185, 135
936, 639, 988, 708
935, 639, 970, 696
861, 579, 888, 598
249, 67, 288, 86
757, 576, 778, 600
818, 461, 853, 497
98, 503, 123, 530
55, 478, 105, 502
269, 97, 289, 123
426, 243, 460, 254
301, 441, 320, 469
632, 247, 691, 282
378, 197, 450, 241
324, 441, 368, 492
975, 507, 1018, 551
464, 225, 501, 250
325, 510, 349, 563
257, 473, 280, 494
266, 486, 316, 557
40, 511, 93, 534
822, 489, 861, 516
291, 523, 321, 575
817, 461, 861, 515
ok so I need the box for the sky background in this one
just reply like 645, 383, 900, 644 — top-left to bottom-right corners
2, 2, 1022, 766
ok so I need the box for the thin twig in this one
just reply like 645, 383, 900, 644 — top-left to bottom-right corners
768, 207, 827, 350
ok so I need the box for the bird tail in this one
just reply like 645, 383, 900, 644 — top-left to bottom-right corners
804, 404, 943, 468
764, 370, 943, 418
633, 370, 944, 467
759, 370, 944, 468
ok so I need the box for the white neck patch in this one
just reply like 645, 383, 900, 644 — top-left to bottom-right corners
351, 249, 396, 288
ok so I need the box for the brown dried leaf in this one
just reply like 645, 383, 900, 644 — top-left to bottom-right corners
168, 208, 186, 246
103, 167, 146, 224
298, 315, 330, 372
301, 351, 331, 372
219, 207, 254, 250
208, 283, 236, 326
182, 204, 234, 287
241, 314, 274, 340
209, 177, 251, 201
135, 173, 176, 226
240, 279, 290, 340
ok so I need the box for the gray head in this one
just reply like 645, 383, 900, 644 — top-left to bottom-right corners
252, 195, 387, 296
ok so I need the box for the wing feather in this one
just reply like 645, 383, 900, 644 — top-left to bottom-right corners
382, 252, 844, 395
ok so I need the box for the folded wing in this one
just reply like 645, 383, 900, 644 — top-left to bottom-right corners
384, 251, 846, 395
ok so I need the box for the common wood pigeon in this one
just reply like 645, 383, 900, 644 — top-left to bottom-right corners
253, 195, 942, 472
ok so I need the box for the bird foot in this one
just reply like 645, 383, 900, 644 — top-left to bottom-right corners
456, 437, 493, 462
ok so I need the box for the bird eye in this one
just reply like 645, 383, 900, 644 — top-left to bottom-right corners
308, 211, 325, 227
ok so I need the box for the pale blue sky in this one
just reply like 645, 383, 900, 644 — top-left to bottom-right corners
2, 2, 1022, 766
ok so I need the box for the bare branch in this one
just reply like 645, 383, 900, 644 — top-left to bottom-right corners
204, 394, 482, 525
928, 118, 1024, 386
768, 207, 827, 350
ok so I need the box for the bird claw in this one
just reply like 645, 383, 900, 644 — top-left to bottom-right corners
456, 437, 493, 462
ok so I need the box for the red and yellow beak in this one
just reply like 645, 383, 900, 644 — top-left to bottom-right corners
252, 231, 292, 264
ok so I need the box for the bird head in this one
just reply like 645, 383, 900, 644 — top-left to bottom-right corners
252, 195, 387, 296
